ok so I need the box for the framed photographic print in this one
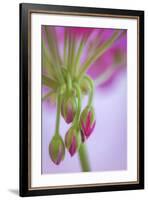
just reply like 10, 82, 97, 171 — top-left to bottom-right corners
19, 3, 144, 197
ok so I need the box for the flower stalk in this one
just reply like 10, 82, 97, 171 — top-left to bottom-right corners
55, 85, 66, 135
73, 82, 81, 126
55, 93, 61, 136
78, 30, 120, 80
84, 76, 94, 107
78, 143, 90, 171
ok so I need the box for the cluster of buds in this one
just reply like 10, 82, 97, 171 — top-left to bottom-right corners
49, 73, 96, 165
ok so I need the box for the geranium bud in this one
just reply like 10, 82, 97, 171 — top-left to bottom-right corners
61, 96, 77, 124
80, 106, 96, 140
65, 127, 80, 156
49, 135, 65, 165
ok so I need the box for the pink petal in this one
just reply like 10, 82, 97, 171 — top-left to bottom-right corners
66, 107, 74, 123
56, 144, 63, 165
85, 111, 92, 134
82, 121, 86, 133
69, 136, 77, 156
86, 120, 96, 138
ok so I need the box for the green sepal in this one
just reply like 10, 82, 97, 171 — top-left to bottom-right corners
80, 106, 95, 124
79, 78, 90, 95
65, 126, 81, 150
49, 135, 65, 162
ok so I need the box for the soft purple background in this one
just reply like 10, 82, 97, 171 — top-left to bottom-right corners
42, 26, 127, 174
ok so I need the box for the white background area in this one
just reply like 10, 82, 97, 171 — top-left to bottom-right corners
31, 13, 137, 187
0, 0, 147, 199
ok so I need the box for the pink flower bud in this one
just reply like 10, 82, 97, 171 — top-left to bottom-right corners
65, 127, 80, 156
61, 96, 77, 124
49, 135, 65, 165
80, 106, 96, 141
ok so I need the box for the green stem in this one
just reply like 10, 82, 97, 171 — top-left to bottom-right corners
42, 39, 57, 80
73, 82, 91, 172
42, 91, 55, 101
55, 90, 62, 136
78, 143, 91, 172
94, 66, 114, 86
42, 75, 57, 90
44, 27, 64, 83
54, 84, 66, 135
70, 37, 75, 76
78, 30, 120, 79
74, 38, 86, 75
73, 83, 81, 126
84, 76, 94, 107
67, 72, 72, 93
67, 32, 72, 72
64, 29, 68, 67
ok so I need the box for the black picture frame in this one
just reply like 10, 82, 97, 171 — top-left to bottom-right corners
19, 3, 144, 197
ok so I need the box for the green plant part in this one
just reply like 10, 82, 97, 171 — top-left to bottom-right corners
65, 126, 81, 156
80, 106, 96, 141
79, 78, 90, 95
49, 135, 65, 165
61, 96, 77, 124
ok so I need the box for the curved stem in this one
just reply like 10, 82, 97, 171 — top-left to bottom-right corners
73, 83, 81, 126
67, 72, 72, 93
78, 143, 91, 171
54, 84, 66, 136
54, 93, 61, 136
74, 37, 85, 75
78, 30, 120, 80
84, 76, 94, 107
44, 27, 64, 83
73, 82, 91, 172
